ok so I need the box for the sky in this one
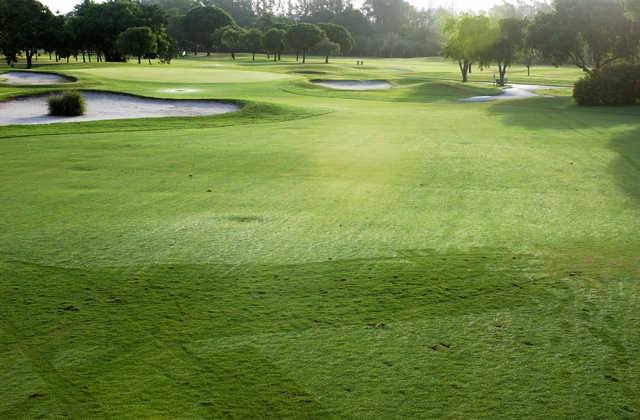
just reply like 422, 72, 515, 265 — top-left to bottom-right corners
41, 0, 508, 15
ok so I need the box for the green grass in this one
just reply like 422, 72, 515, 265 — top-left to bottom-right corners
1, 55, 639, 418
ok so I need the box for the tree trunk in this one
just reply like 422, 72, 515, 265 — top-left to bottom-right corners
88, 52, 92, 63
325, 55, 328, 64
458, 60, 469, 82
252, 52, 255, 61
82, 51, 85, 63
26, 50, 33, 69
278, 52, 281, 61
497, 63, 508, 86
138, 56, 141, 64
231, 52, 235, 60
148, 57, 152, 64
296, 50, 299, 61
302, 49, 306, 63
273, 53, 277, 62
527, 64, 530, 77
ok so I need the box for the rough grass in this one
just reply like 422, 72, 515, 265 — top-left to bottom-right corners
0, 55, 639, 418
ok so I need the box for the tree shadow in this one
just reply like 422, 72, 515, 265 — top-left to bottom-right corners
486, 97, 640, 131
487, 98, 640, 206
608, 126, 640, 206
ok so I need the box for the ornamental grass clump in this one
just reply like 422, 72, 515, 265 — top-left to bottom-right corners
48, 91, 86, 116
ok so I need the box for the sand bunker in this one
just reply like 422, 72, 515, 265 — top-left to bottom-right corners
0, 92, 239, 126
311, 80, 392, 90
0, 71, 73, 85
462, 84, 557, 102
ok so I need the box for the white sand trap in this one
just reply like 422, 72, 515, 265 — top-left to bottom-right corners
0, 71, 73, 85
158, 88, 201, 94
312, 80, 392, 90
0, 92, 239, 126
462, 84, 557, 102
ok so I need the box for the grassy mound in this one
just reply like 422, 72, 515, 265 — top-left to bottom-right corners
47, 91, 86, 116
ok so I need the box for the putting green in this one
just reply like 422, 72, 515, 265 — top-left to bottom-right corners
70, 65, 294, 83
0, 55, 638, 418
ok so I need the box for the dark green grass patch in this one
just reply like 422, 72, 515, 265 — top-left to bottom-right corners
1, 248, 638, 417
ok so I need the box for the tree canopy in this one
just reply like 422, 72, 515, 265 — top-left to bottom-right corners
117, 26, 158, 64
285, 23, 325, 63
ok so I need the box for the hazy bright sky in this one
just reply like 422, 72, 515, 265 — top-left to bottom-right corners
41, 0, 508, 15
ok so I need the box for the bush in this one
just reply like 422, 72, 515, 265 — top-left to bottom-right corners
48, 91, 86, 116
574, 64, 640, 106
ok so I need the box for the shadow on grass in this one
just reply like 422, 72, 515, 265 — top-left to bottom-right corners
0, 249, 552, 416
487, 98, 640, 206
608, 126, 640, 206
487, 97, 640, 130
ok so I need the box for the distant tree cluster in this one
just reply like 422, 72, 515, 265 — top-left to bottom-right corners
167, 5, 353, 63
0, 0, 177, 67
443, 0, 640, 85
147, 0, 449, 58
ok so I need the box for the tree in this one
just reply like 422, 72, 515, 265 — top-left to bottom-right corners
156, 30, 178, 63
489, 18, 526, 85
529, 0, 636, 73
318, 23, 353, 56
0, 0, 56, 68
315, 37, 340, 63
263, 28, 285, 61
242, 28, 264, 61
285, 23, 324, 63
442, 15, 495, 82
219, 25, 244, 60
117, 26, 158, 64
182, 6, 233, 54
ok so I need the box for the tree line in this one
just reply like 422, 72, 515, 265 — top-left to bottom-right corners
0, 0, 358, 67
442, 0, 640, 86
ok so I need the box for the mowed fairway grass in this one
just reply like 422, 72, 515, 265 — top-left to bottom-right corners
0, 55, 639, 418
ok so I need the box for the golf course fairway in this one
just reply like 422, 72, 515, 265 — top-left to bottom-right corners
0, 56, 638, 418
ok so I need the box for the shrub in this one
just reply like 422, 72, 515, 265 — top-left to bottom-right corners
48, 91, 86, 116
574, 64, 640, 106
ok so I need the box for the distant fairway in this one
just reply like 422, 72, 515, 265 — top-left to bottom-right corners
70, 64, 294, 83
0, 55, 639, 418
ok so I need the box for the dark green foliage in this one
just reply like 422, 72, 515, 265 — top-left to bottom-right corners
47, 91, 86, 116
490, 18, 526, 85
318, 23, 353, 55
314, 38, 340, 63
182, 6, 234, 54
529, 0, 636, 72
219, 25, 244, 60
117, 26, 158, 64
574, 64, 640, 106
242, 28, 264, 61
285, 23, 325, 63
263, 28, 285, 60
71, 0, 166, 62
0, 0, 56, 68
156, 30, 178, 63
